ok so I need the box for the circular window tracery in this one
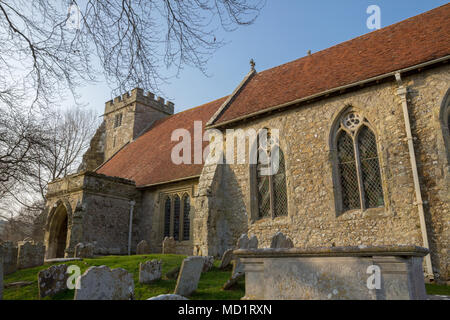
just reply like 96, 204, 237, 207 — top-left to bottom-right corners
341, 112, 363, 131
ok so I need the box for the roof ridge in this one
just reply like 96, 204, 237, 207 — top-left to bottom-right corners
253, 3, 449, 78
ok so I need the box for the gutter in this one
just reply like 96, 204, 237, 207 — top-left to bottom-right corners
128, 200, 136, 256
207, 55, 450, 129
395, 72, 434, 279
136, 175, 201, 189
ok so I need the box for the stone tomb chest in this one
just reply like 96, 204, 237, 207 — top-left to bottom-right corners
234, 245, 428, 300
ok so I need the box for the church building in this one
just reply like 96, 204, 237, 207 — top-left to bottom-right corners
43, 5, 449, 282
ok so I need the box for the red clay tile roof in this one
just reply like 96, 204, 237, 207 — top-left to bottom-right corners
212, 3, 450, 125
97, 97, 227, 187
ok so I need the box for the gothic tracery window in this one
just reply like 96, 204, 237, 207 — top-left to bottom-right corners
173, 195, 180, 241
163, 197, 171, 238
442, 90, 450, 163
256, 129, 288, 219
333, 110, 384, 214
162, 193, 191, 241
183, 195, 191, 241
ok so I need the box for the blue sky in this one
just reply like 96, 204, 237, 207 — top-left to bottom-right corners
76, 0, 449, 115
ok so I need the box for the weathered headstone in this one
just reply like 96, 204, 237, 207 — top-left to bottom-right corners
147, 294, 189, 300
202, 256, 214, 272
174, 256, 204, 296
136, 240, 150, 255
0, 246, 3, 300
270, 232, 294, 249
162, 237, 176, 254
74, 265, 134, 300
232, 234, 258, 278
219, 249, 234, 269
139, 260, 162, 284
236, 234, 249, 249
248, 235, 258, 249
17, 241, 45, 269
0, 242, 18, 275
74, 243, 94, 258
38, 264, 69, 298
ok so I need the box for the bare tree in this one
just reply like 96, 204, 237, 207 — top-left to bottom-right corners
0, 0, 265, 110
0, 107, 98, 236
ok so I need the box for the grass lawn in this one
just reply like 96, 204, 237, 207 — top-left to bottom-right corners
3, 254, 245, 300
3, 255, 448, 300
425, 283, 450, 296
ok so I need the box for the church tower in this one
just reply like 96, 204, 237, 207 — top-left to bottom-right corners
103, 88, 174, 160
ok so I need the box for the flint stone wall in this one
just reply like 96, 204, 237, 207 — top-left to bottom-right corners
195, 65, 450, 280
236, 245, 428, 300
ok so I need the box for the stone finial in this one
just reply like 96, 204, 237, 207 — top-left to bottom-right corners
307, 50, 312, 56
250, 59, 256, 71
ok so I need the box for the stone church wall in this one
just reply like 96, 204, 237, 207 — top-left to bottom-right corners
45, 172, 139, 257
137, 178, 198, 255
199, 64, 449, 280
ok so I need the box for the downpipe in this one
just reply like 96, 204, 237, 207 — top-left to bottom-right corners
128, 200, 136, 256
395, 72, 434, 280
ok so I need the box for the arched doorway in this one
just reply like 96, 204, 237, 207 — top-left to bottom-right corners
46, 204, 69, 258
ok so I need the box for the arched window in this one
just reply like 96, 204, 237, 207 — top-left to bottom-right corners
273, 148, 288, 217
333, 110, 384, 214
163, 197, 171, 238
173, 195, 181, 241
182, 195, 190, 241
256, 129, 288, 219
441, 89, 450, 164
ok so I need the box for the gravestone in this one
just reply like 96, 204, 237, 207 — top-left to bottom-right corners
0, 242, 18, 275
0, 246, 3, 300
232, 234, 258, 278
74, 265, 134, 300
236, 234, 249, 249
139, 260, 162, 284
248, 235, 258, 249
74, 243, 94, 258
162, 237, 176, 254
38, 264, 69, 298
17, 241, 45, 269
219, 249, 234, 269
136, 240, 150, 255
270, 232, 294, 249
147, 294, 189, 300
174, 256, 204, 296
202, 256, 214, 272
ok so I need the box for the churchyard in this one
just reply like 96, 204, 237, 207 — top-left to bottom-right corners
2, 254, 244, 300
1, 234, 448, 300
